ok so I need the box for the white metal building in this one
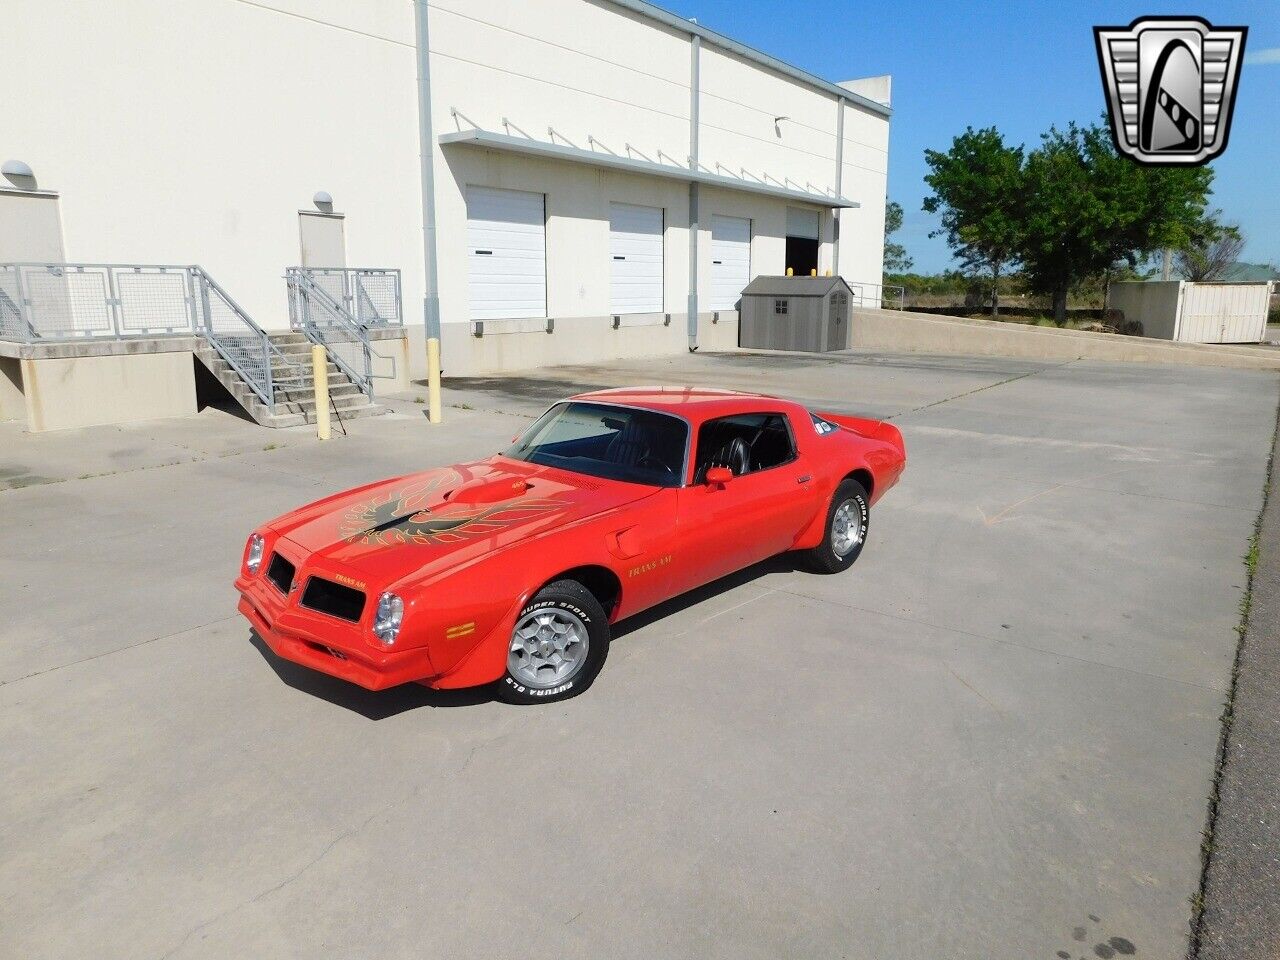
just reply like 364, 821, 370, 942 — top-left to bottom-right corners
0, 0, 891, 417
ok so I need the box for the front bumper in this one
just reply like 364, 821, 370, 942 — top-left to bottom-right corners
236, 575, 437, 691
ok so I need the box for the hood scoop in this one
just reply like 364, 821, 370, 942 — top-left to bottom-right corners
445, 477, 532, 505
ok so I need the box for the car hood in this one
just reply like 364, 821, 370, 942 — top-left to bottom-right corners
268, 457, 654, 587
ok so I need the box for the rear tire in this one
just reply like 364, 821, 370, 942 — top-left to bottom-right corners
496, 580, 610, 704
801, 478, 870, 574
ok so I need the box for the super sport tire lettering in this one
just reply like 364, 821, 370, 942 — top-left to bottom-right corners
497, 579, 610, 705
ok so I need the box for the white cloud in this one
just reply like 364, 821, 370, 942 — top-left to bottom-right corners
1244, 47, 1280, 65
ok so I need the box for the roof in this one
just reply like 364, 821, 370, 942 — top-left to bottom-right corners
741, 275, 852, 296
607, 0, 892, 118
439, 130, 860, 209
571, 386, 795, 419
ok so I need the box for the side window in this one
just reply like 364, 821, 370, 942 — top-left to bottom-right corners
694, 413, 797, 481
774, 298, 788, 315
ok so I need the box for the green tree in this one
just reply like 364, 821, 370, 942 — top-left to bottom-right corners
883, 200, 913, 273
922, 127, 1025, 317
1019, 121, 1214, 323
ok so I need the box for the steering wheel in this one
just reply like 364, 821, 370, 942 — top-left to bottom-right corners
637, 454, 676, 479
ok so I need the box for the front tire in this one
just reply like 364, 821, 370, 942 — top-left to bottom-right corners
801, 478, 870, 574
496, 580, 610, 704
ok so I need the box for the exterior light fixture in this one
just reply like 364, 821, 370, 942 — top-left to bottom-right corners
2, 159, 35, 185
313, 190, 334, 211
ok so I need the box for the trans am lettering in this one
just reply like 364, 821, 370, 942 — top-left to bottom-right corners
339, 473, 562, 546
628, 554, 672, 578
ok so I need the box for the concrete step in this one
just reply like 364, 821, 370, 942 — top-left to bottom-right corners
274, 393, 377, 415
266, 332, 309, 345
270, 361, 342, 377
274, 382, 364, 400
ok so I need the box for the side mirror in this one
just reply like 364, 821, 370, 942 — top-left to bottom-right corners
705, 466, 733, 487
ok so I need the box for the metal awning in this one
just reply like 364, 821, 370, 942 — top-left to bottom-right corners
439, 129, 860, 209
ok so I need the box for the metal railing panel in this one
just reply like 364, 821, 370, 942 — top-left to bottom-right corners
114, 267, 192, 335
0, 265, 27, 341
286, 267, 373, 398
293, 267, 402, 328
24, 266, 113, 338
351, 269, 402, 326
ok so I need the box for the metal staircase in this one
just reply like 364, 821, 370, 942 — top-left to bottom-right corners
194, 330, 384, 428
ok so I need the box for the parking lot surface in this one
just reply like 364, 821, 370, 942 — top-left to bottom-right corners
2, 349, 1276, 959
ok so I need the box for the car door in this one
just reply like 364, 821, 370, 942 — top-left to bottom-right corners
672, 412, 816, 593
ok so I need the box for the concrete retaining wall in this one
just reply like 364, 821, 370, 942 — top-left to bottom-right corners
430, 313, 739, 377
850, 307, 1280, 370
20, 350, 197, 433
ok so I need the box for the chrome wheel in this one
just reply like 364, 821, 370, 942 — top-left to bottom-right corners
508, 607, 591, 689
831, 499, 864, 557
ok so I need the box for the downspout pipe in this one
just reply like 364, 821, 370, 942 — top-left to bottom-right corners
833, 96, 845, 277
414, 0, 442, 344
687, 34, 701, 352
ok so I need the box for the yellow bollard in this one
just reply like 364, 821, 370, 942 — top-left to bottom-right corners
427, 336, 443, 424
825, 269, 832, 277
312, 344, 331, 440
786, 267, 794, 277
810, 268, 817, 277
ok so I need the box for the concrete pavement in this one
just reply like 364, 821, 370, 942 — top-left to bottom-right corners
1196, 403, 1280, 959
1, 349, 1276, 959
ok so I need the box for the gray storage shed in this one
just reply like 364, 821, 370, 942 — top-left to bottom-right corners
738, 276, 854, 352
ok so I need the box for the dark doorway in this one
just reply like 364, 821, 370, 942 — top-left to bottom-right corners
785, 236, 819, 277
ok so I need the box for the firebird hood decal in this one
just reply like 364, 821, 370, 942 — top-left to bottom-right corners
270, 462, 657, 585
340, 480, 563, 547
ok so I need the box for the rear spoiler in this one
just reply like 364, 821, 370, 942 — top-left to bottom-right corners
816, 411, 904, 455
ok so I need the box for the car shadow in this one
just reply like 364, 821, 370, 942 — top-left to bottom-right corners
248, 553, 803, 717
248, 632, 495, 719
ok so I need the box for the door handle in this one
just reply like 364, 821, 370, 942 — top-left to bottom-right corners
797, 475, 812, 484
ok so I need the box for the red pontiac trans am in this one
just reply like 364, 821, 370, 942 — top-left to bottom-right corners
236, 388, 905, 704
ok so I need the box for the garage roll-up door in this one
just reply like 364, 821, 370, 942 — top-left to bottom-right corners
467, 186, 546, 320
609, 203, 664, 314
710, 215, 751, 311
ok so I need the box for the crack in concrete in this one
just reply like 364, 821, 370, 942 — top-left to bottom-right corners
1, 615, 238, 688
886, 358, 1079, 420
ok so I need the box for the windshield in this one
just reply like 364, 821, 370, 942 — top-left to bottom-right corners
505, 402, 688, 487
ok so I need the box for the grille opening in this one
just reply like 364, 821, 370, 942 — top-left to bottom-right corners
300, 577, 366, 623
266, 552, 295, 595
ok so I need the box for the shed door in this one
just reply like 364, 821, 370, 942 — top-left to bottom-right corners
467, 186, 547, 320
1179, 283, 1269, 343
609, 202, 664, 314
709, 215, 751, 311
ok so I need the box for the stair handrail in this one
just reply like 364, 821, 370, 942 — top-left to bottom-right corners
286, 267, 397, 399
192, 266, 281, 411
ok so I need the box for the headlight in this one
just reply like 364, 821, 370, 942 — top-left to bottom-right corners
245, 534, 265, 574
373, 592, 404, 646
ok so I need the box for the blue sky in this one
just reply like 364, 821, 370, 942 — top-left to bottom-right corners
661, 0, 1280, 274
